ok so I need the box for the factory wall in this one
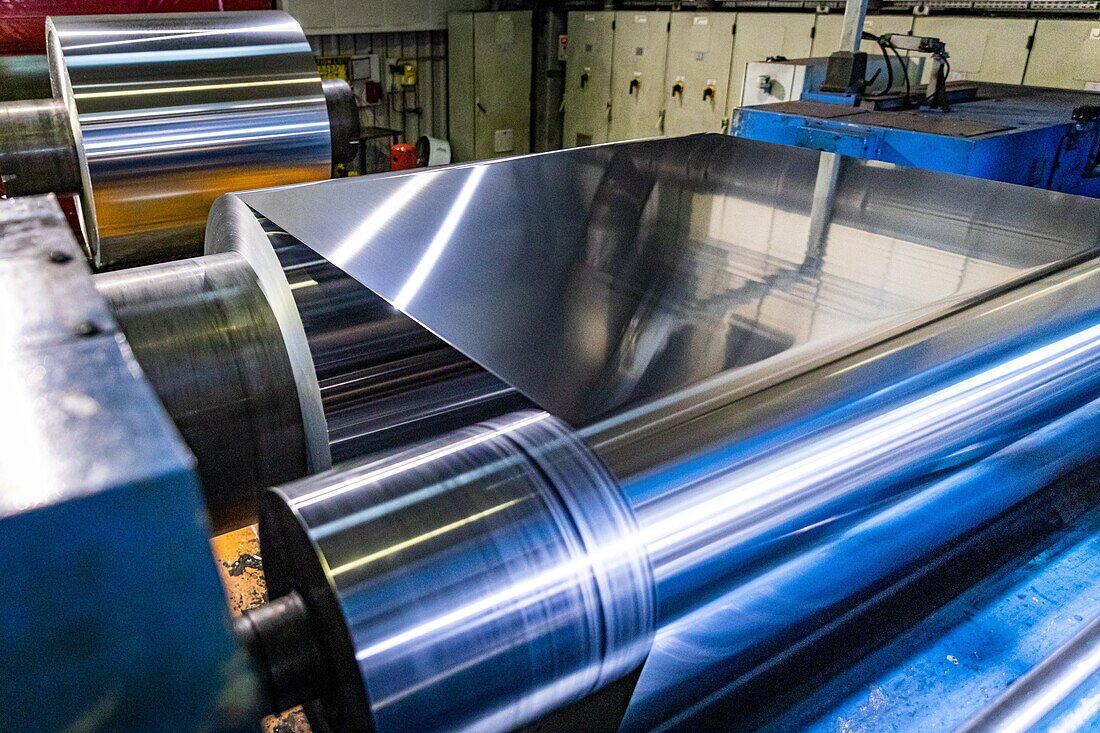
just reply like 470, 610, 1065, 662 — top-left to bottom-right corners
558, 11, 1100, 150
280, 0, 488, 34
309, 12, 1100, 171
0, 0, 273, 53
309, 30, 450, 173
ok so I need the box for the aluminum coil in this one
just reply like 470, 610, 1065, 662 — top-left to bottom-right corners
47, 11, 331, 269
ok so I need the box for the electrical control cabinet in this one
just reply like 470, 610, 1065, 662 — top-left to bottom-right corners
448, 11, 532, 162
912, 17, 1036, 84
664, 13, 737, 137
1023, 19, 1100, 91
280, 0, 488, 32
609, 11, 671, 142
563, 11, 615, 147
728, 13, 816, 110
810, 14, 914, 56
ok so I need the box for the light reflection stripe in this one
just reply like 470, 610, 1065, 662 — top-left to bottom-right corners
329, 499, 522, 577
74, 77, 318, 101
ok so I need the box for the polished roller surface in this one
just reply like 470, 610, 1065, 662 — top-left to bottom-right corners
255, 255, 1100, 732
48, 11, 331, 268
96, 226, 524, 531
261, 411, 654, 733
94, 251, 307, 533
619, 258, 1100, 729
208, 205, 528, 470
0, 98, 81, 197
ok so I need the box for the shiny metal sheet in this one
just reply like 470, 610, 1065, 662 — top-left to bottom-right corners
207, 197, 527, 476
235, 136, 1100, 730
48, 11, 330, 268
234, 135, 1100, 431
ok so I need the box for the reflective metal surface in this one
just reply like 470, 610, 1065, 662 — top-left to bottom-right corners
233, 135, 1100, 431
232, 135, 1100, 730
261, 411, 654, 733
620, 255, 1100, 730
48, 11, 331, 268
207, 200, 527, 473
94, 252, 307, 533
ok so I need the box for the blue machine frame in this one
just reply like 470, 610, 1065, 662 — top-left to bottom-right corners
0, 196, 259, 733
731, 84, 1100, 197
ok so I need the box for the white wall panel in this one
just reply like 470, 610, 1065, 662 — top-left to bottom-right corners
281, 0, 489, 33
1024, 19, 1100, 90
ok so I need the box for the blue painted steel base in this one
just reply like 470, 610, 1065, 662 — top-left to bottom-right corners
730, 84, 1100, 197
757, 497, 1100, 732
0, 197, 260, 733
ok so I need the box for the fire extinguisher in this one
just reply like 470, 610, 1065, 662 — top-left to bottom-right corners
390, 142, 418, 171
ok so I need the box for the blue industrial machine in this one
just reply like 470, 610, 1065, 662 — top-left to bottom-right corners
731, 39, 1100, 197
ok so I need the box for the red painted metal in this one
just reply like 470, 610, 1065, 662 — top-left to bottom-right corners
390, 143, 419, 171
0, 1, 275, 54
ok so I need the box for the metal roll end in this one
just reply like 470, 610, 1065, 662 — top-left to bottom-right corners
258, 410, 655, 733
322, 78, 361, 166
207, 194, 332, 475
0, 98, 81, 198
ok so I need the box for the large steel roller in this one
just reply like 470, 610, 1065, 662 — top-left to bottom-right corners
0, 11, 360, 269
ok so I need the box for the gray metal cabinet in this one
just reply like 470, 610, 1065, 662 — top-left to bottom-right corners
728, 13, 816, 108
563, 11, 615, 147
911, 17, 1036, 84
448, 11, 532, 162
1023, 19, 1100, 91
664, 13, 737, 137
609, 11, 671, 142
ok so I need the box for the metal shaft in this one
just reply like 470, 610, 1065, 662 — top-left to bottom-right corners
0, 98, 81, 197
322, 79, 361, 167
0, 55, 52, 102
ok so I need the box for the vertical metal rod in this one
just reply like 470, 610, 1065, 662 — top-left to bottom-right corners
838, 0, 870, 53
806, 152, 843, 261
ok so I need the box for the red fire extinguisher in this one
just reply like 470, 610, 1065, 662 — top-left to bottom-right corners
390, 143, 418, 171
